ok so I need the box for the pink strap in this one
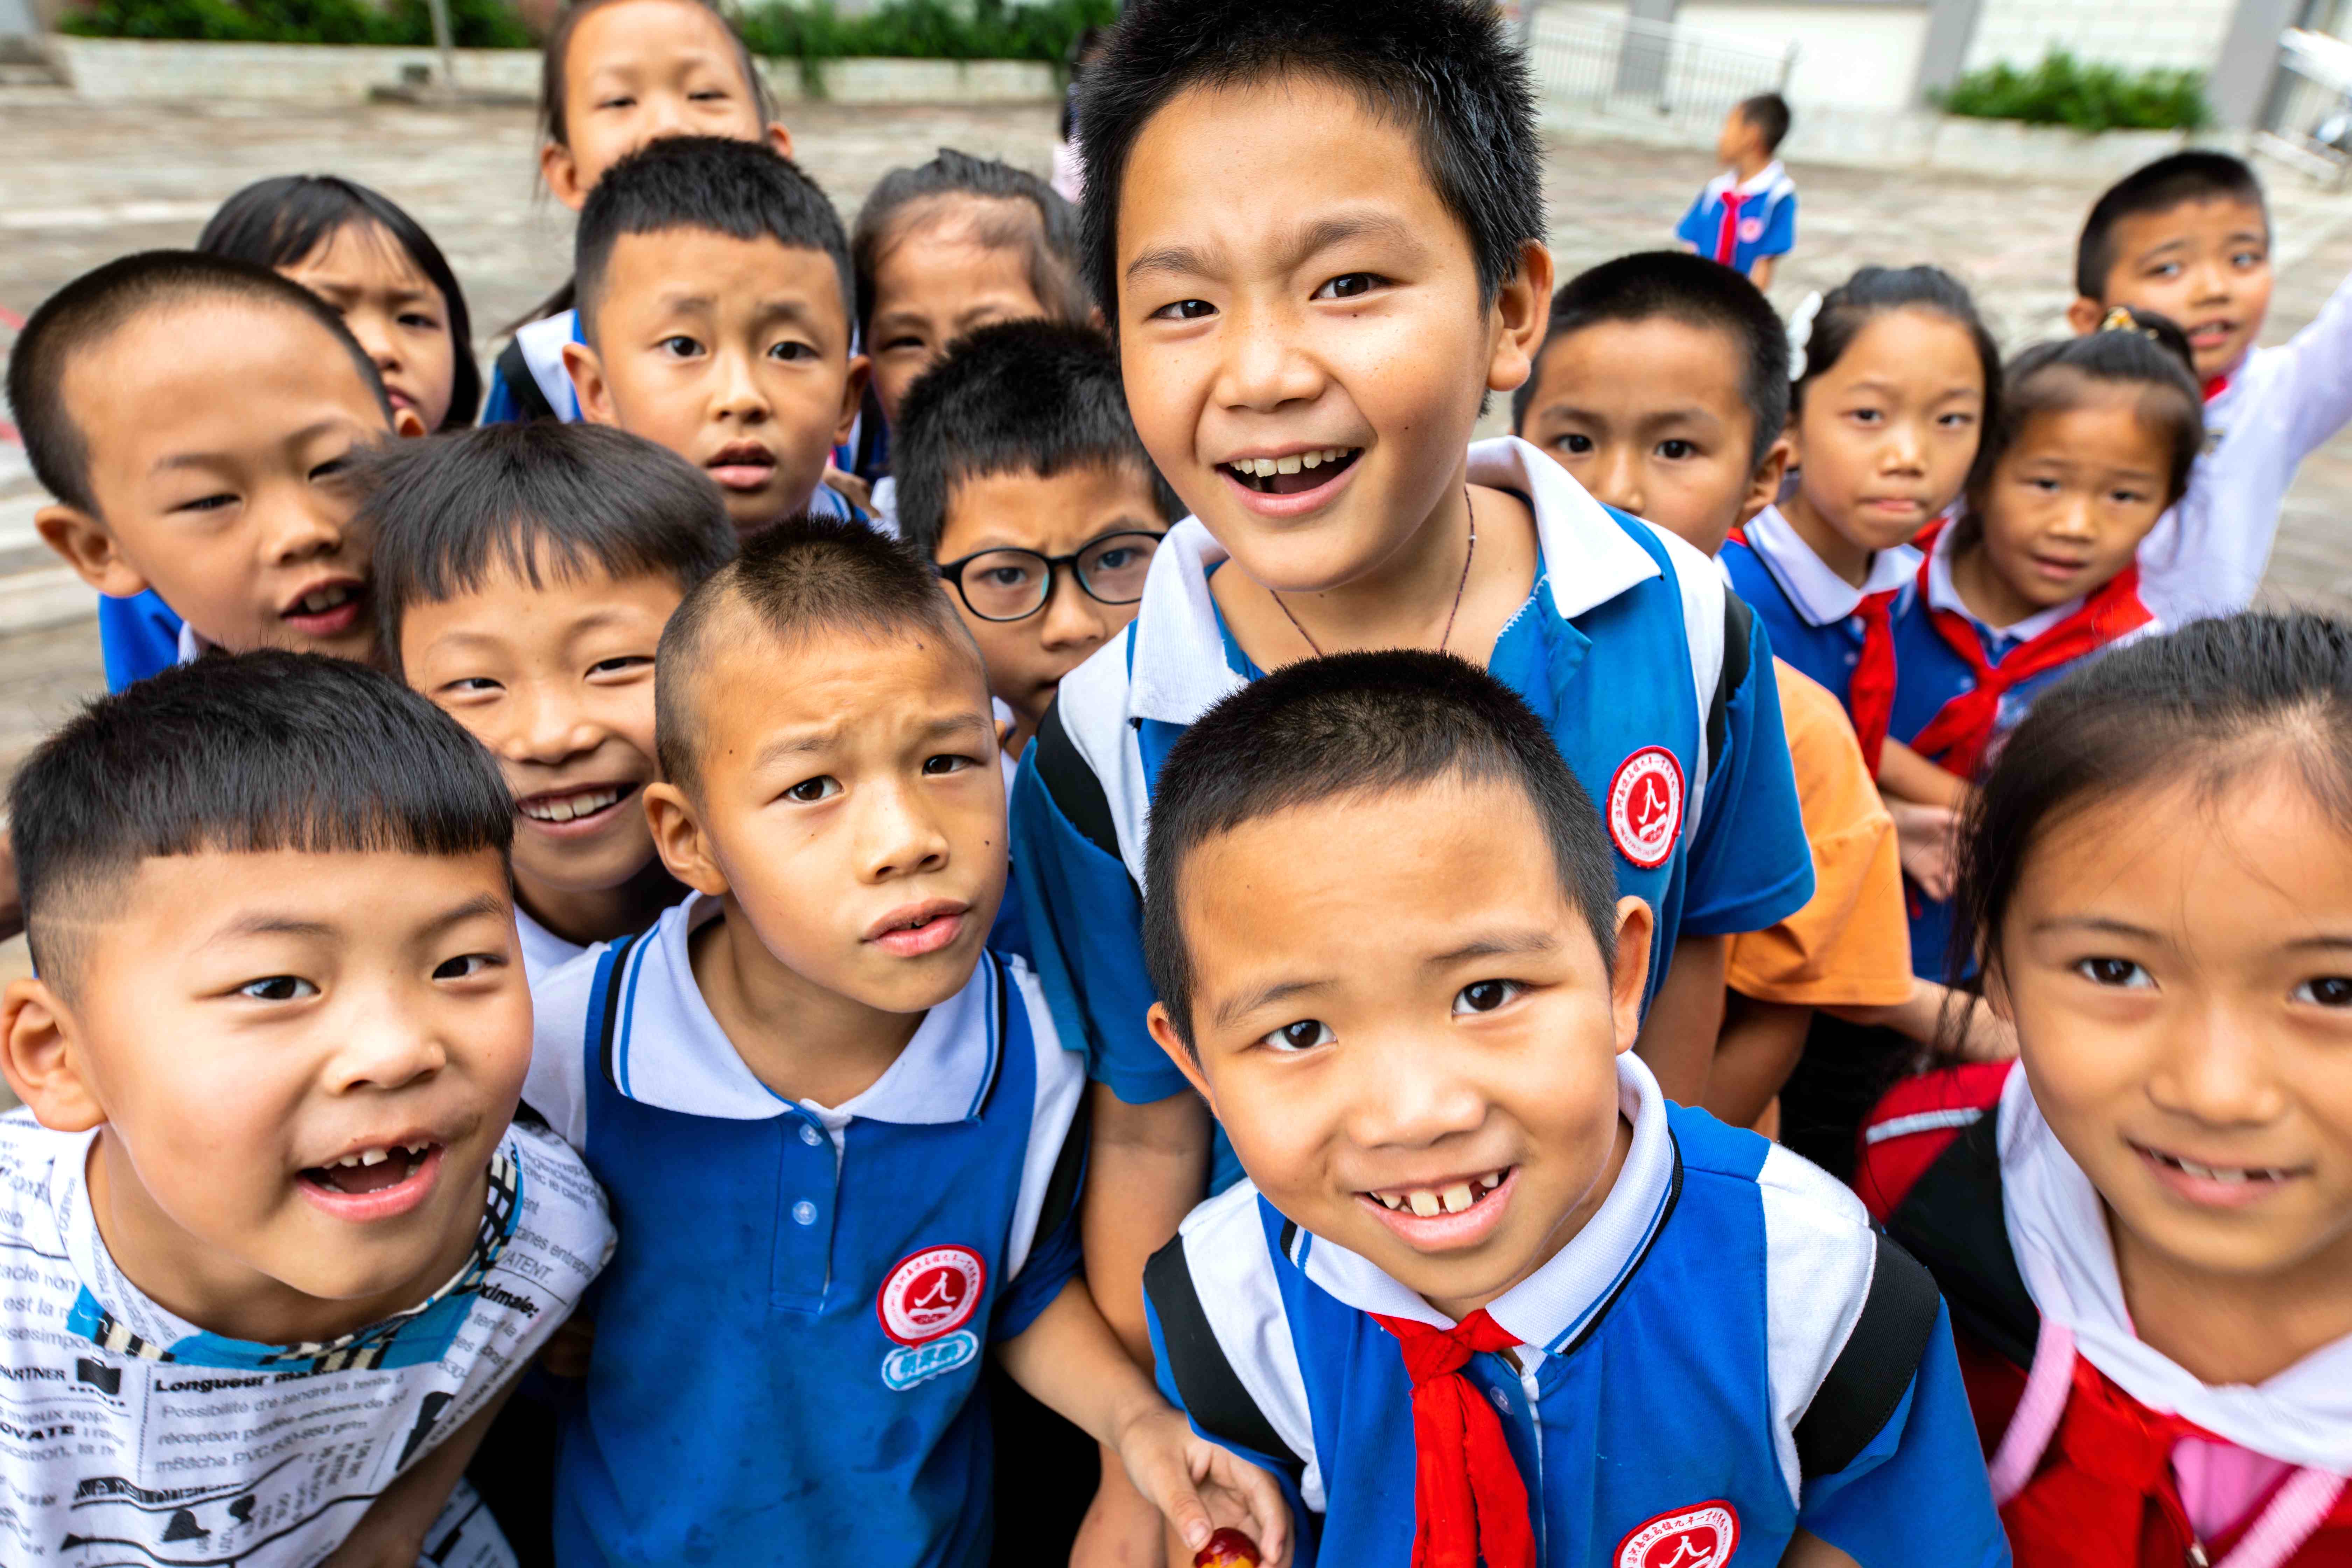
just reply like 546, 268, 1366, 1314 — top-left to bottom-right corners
2216, 1469, 2349, 1568
1988, 1316, 2074, 1505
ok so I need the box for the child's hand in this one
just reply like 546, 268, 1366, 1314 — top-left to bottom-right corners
1888, 798, 1962, 902
822, 465, 873, 514
1113, 1405, 1291, 1566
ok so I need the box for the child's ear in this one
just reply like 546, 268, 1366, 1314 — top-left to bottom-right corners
765, 121, 795, 160
541, 140, 589, 213
1, 979, 105, 1134
834, 353, 871, 447
643, 782, 730, 898
34, 505, 150, 600
1607, 896, 1656, 1054
1737, 436, 1794, 528
1486, 239, 1557, 397
391, 406, 428, 440
1146, 1002, 1216, 1109
2064, 296, 2108, 337
565, 342, 617, 427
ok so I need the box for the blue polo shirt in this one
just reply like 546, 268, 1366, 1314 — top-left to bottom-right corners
525, 894, 1088, 1568
97, 589, 184, 691
1722, 504, 1921, 717
1013, 438, 1813, 1150
1675, 161, 1798, 275
1144, 1057, 2008, 1568
482, 309, 586, 425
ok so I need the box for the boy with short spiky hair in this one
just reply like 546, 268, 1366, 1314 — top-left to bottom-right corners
2066, 150, 2352, 622
1676, 92, 1797, 287
1013, 10, 1813, 1548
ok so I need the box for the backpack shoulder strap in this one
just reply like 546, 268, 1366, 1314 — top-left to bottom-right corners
1708, 589, 1756, 770
583, 932, 640, 1096
1794, 1231, 1942, 1479
1143, 1234, 1290, 1463
1029, 697, 1129, 875
1887, 1110, 2039, 1368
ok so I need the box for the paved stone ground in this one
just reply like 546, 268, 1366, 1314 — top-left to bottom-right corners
4, 97, 2352, 987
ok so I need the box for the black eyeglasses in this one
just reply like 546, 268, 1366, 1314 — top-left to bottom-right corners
937, 531, 1167, 622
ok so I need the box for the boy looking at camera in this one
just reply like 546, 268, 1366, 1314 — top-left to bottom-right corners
0, 652, 612, 1568
367, 421, 737, 978
523, 520, 1283, 1567
1010, 8, 1813, 1544
564, 135, 870, 536
1138, 652, 2002, 1568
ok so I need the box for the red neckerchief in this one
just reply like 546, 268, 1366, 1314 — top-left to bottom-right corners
1846, 589, 1903, 775
1371, 1310, 1538, 1568
1905, 523, 2153, 780
2203, 369, 2233, 403
1713, 188, 1747, 267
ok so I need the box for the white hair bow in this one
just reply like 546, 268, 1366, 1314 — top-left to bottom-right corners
1786, 290, 1824, 381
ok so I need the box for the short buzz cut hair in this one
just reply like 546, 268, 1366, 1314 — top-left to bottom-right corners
364, 422, 739, 668
654, 516, 973, 795
1736, 92, 1791, 155
894, 320, 1181, 560
1074, 0, 1545, 321
1140, 651, 1622, 1049
10, 650, 513, 994
5, 250, 391, 517
575, 135, 855, 344
2076, 151, 2268, 301
1518, 251, 1791, 467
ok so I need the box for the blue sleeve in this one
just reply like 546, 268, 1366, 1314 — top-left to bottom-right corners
1678, 604, 1815, 936
479, 361, 524, 426
991, 1203, 1083, 1344
1797, 1302, 2010, 1567
1146, 1292, 1321, 1566
1674, 192, 1712, 249
1009, 761, 1191, 1105
1760, 192, 1797, 258
97, 590, 183, 692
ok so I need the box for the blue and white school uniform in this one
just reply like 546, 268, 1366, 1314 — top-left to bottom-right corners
1721, 504, 1919, 718
1144, 1056, 2008, 1568
97, 590, 184, 691
524, 894, 1087, 1568
1674, 160, 1798, 275
1012, 438, 1812, 1168
514, 906, 586, 985
482, 310, 585, 425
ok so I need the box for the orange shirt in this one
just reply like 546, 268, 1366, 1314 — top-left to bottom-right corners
1727, 660, 1912, 1006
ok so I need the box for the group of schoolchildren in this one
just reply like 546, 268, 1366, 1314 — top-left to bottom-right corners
2, 0, 2351, 1563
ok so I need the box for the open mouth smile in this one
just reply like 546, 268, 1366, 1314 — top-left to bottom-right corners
298, 1141, 445, 1221
2133, 1142, 2304, 1207
517, 783, 638, 832
280, 579, 365, 638
1224, 447, 1361, 496
1358, 1167, 1517, 1249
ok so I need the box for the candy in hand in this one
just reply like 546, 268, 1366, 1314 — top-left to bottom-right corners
1193, 1528, 1262, 1568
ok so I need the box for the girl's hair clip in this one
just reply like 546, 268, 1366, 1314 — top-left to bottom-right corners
1786, 290, 1824, 381
2098, 306, 2160, 341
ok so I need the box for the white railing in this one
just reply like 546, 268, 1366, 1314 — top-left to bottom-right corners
1519, 2, 1797, 140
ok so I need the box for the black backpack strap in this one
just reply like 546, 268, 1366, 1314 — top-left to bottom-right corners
1143, 1235, 1289, 1463
1032, 1076, 1091, 1245
1706, 589, 1756, 769
1029, 698, 1130, 880
494, 336, 559, 423
1794, 1231, 1942, 1479
1886, 1110, 2039, 1368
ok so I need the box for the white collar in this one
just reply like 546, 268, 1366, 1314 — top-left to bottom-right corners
608, 892, 1002, 1127
1924, 520, 2078, 643
1742, 504, 1919, 626
1128, 436, 1658, 726
1284, 1054, 1677, 1357
1998, 1068, 2352, 1469
1707, 159, 1788, 201
174, 618, 203, 666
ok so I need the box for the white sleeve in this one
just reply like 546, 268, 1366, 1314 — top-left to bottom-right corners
1758, 1142, 1880, 1505
524, 945, 601, 1150
2276, 265, 2352, 460
1002, 955, 1088, 1281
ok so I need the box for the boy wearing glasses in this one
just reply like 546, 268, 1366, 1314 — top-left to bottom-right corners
895, 321, 1179, 761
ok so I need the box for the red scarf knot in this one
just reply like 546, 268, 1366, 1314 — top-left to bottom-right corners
1844, 588, 1903, 775
1371, 1310, 1538, 1568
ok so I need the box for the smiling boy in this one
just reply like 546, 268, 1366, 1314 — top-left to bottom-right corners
1137, 652, 2003, 1568
2066, 152, 2352, 621
0, 652, 612, 1567
368, 421, 737, 977
565, 134, 869, 534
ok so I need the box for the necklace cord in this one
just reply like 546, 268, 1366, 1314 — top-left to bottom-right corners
1273, 484, 1478, 659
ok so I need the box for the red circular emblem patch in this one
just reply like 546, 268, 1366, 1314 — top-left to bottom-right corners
876, 1245, 986, 1346
1608, 747, 1685, 869
1615, 1502, 1740, 1568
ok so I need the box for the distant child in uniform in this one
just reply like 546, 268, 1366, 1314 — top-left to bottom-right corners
1885, 309, 2198, 984
1514, 251, 2008, 1136
482, 0, 792, 425
2067, 152, 2352, 622
522, 519, 1285, 1568
366, 421, 738, 980
1676, 92, 1798, 288
1015, 5, 1814, 1555
848, 149, 1092, 525
1138, 651, 2005, 1568
563, 135, 868, 537
1859, 613, 2352, 1567
0, 650, 612, 1567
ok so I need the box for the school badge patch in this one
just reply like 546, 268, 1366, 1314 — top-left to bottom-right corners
877, 1245, 986, 1391
1607, 747, 1684, 869
1737, 216, 1765, 244
1615, 1502, 1739, 1568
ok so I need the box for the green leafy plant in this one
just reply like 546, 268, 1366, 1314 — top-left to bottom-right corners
63, 0, 531, 46
1937, 50, 2208, 132
737, 0, 1114, 71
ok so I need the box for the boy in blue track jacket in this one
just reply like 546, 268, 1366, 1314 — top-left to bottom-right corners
1133, 653, 2008, 1568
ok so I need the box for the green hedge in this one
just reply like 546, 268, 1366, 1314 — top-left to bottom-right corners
62, 0, 531, 46
1937, 51, 2207, 133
